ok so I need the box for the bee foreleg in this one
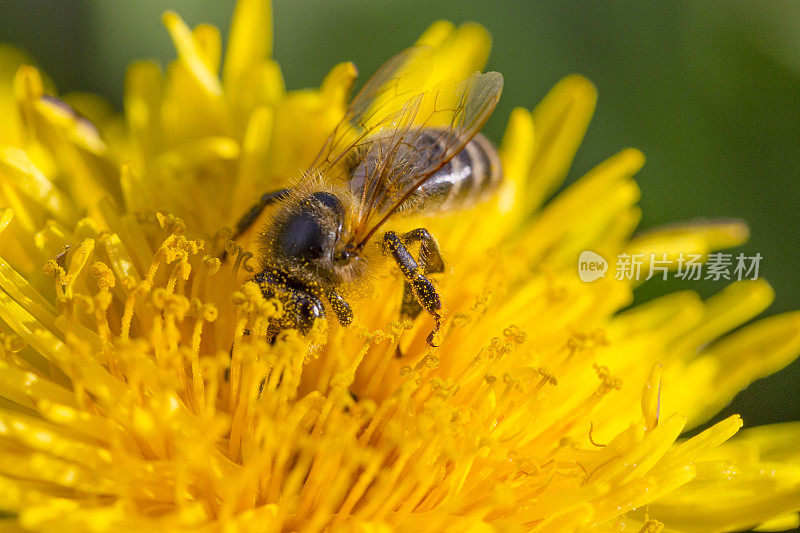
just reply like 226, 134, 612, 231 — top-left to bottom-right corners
253, 270, 326, 336
325, 288, 354, 327
233, 188, 292, 239
384, 230, 443, 347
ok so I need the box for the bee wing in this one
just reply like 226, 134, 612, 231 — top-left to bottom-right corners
344, 70, 504, 248
308, 45, 502, 247
310, 46, 436, 182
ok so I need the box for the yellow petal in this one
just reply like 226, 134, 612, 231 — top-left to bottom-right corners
320, 61, 357, 109
34, 95, 107, 154
124, 60, 163, 158
735, 421, 800, 462
754, 513, 800, 532
0, 145, 78, 228
525, 74, 597, 211
232, 106, 274, 219
415, 21, 492, 83
223, 0, 272, 95
497, 107, 535, 218
193, 23, 222, 75
670, 279, 774, 357
683, 312, 800, 428
162, 11, 222, 97
0, 409, 112, 469
627, 219, 750, 267
516, 148, 644, 266
415, 20, 456, 49
654, 415, 743, 476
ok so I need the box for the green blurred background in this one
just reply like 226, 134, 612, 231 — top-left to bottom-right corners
1, 1, 798, 433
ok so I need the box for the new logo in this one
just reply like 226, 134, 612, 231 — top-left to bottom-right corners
578, 251, 608, 282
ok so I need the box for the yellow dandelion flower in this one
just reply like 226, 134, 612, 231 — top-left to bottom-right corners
1, 2, 799, 532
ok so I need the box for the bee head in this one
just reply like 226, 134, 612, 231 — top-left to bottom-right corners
271, 191, 345, 279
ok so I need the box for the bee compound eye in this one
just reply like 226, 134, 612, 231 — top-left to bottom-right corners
277, 210, 327, 262
309, 192, 344, 217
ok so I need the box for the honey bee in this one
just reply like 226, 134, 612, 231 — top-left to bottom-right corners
232, 47, 503, 345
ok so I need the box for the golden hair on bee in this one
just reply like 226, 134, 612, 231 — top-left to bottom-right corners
254, 170, 380, 293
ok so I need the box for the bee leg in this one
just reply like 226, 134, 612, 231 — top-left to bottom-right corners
397, 228, 445, 321
254, 270, 326, 336
277, 288, 326, 335
325, 288, 354, 327
384, 230, 443, 347
221, 188, 292, 261
232, 187, 292, 239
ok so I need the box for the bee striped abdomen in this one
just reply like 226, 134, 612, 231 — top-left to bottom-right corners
405, 130, 502, 213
